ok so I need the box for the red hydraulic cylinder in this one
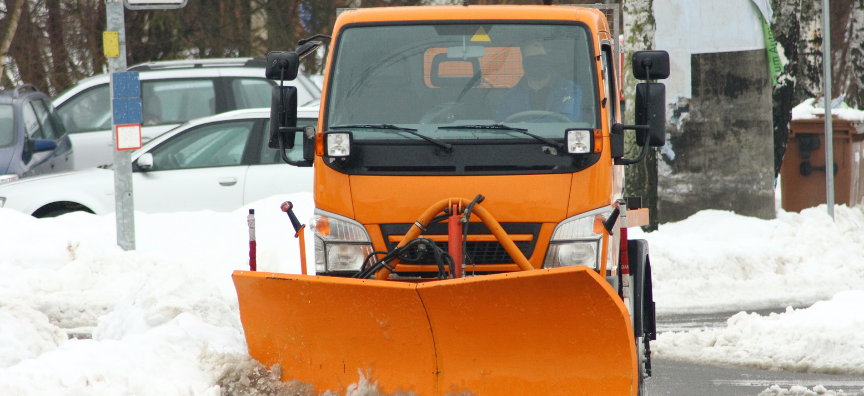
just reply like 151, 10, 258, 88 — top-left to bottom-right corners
448, 204, 463, 278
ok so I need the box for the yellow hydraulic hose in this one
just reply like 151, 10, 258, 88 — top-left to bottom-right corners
375, 197, 534, 280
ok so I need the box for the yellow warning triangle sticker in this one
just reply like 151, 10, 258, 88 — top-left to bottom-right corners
471, 27, 491, 42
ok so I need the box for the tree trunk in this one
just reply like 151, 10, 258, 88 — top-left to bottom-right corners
0, 0, 25, 87
46, 0, 72, 94
9, 0, 49, 92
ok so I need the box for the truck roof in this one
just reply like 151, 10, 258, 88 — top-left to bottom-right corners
337, 5, 609, 32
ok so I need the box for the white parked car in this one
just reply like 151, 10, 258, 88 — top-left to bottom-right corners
0, 107, 317, 217
52, 58, 321, 170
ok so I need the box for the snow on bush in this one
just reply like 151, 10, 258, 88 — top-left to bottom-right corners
653, 290, 864, 375
631, 205, 864, 313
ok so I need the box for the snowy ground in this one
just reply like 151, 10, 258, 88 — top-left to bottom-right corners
1, 193, 863, 394
631, 205, 864, 314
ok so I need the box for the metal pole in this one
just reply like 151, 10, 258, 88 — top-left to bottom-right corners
823, 0, 835, 221
107, 0, 136, 249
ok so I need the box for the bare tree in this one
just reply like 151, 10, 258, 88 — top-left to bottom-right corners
0, 0, 25, 87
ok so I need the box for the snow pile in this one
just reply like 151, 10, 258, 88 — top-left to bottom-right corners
2, 189, 864, 392
631, 205, 864, 313
791, 98, 864, 122
0, 193, 324, 395
653, 290, 864, 375
0, 303, 67, 368
760, 385, 864, 396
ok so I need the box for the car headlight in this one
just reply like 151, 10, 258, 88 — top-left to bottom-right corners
0, 174, 19, 184
312, 209, 374, 273
544, 207, 613, 270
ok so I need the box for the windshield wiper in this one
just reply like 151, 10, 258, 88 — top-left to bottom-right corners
438, 124, 564, 150
331, 124, 452, 152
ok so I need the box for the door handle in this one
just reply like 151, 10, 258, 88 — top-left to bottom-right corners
218, 177, 238, 186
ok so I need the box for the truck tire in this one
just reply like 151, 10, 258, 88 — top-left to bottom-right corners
629, 239, 656, 395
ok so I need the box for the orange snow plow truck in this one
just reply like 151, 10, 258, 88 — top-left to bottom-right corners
233, 4, 669, 396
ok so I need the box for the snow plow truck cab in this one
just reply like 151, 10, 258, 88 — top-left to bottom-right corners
233, 4, 669, 396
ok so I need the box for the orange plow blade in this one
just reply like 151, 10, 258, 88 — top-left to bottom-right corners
233, 266, 637, 396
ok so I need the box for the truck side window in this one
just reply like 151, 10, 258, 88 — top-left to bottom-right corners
600, 45, 618, 124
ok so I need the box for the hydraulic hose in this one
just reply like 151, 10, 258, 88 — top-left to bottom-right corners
374, 197, 533, 280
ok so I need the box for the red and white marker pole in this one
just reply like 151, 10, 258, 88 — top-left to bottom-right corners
248, 209, 256, 271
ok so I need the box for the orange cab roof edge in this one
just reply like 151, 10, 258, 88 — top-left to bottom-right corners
339, 5, 605, 25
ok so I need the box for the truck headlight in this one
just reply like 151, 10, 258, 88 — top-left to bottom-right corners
544, 207, 612, 270
0, 174, 18, 184
312, 209, 373, 273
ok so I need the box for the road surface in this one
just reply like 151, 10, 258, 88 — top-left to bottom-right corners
647, 309, 864, 395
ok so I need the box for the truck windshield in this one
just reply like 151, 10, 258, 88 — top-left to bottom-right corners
326, 23, 598, 141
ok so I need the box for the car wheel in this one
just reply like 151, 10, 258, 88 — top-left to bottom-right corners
32, 202, 95, 218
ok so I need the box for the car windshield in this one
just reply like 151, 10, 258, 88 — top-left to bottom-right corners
326, 23, 598, 141
0, 104, 13, 147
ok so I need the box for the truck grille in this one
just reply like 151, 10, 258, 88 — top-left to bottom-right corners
379, 222, 541, 266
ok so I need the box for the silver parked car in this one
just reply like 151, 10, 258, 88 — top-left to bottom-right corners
52, 58, 320, 170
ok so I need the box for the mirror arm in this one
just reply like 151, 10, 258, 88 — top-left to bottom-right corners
278, 126, 313, 167
614, 125, 651, 165
298, 34, 331, 46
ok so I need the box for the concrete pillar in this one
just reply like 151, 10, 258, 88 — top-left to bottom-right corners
658, 49, 775, 222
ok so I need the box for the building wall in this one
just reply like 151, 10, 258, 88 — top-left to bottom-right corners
658, 50, 776, 221
651, 0, 776, 222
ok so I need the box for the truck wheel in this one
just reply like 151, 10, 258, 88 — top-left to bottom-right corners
637, 336, 647, 396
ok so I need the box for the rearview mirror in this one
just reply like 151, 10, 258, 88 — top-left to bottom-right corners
265, 51, 299, 81
136, 152, 153, 171
269, 86, 298, 149
635, 83, 666, 147
447, 45, 485, 59
632, 51, 670, 80
31, 139, 57, 152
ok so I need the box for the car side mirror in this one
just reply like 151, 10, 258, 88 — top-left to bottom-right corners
31, 139, 57, 153
136, 152, 153, 171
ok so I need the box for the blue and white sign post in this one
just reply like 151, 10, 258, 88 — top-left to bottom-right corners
106, 0, 137, 251
105, 0, 186, 250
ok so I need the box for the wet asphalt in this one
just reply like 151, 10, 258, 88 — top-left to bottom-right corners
646, 309, 864, 396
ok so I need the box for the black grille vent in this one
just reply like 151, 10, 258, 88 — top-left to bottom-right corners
399, 241, 533, 265
379, 222, 541, 267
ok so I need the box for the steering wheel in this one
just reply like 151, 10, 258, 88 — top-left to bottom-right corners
503, 110, 571, 123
